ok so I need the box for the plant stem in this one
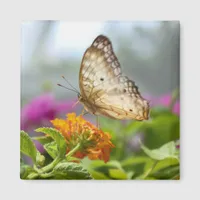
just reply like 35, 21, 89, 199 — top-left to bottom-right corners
66, 143, 81, 159
27, 143, 81, 179
27, 172, 39, 179
39, 171, 55, 179
142, 160, 158, 179
39, 156, 62, 173
169, 88, 179, 111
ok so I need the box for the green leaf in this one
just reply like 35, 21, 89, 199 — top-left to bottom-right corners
121, 156, 152, 167
20, 165, 35, 179
150, 107, 173, 118
147, 158, 179, 173
44, 141, 58, 159
109, 169, 127, 180
141, 141, 179, 161
35, 128, 67, 158
121, 156, 153, 178
123, 121, 147, 136
126, 171, 135, 179
53, 162, 92, 180
20, 131, 38, 164
88, 170, 110, 180
87, 160, 130, 179
151, 165, 180, 180
32, 136, 53, 145
20, 161, 35, 179
142, 113, 180, 148
90, 160, 124, 171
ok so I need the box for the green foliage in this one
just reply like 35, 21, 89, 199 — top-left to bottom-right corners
20, 98, 180, 180
44, 141, 58, 159
35, 127, 67, 158
121, 156, 153, 178
140, 141, 179, 161
32, 136, 53, 145
142, 111, 179, 148
20, 131, 39, 164
53, 162, 92, 180
82, 159, 134, 180
20, 129, 92, 180
20, 159, 36, 179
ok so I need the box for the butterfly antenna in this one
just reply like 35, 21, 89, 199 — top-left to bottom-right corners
61, 75, 79, 93
57, 83, 79, 94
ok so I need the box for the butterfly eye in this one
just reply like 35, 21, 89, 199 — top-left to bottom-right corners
129, 109, 133, 112
123, 89, 126, 93
100, 78, 104, 81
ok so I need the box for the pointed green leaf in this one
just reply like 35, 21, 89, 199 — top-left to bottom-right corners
53, 162, 92, 180
141, 141, 179, 161
35, 128, 67, 157
44, 141, 58, 159
32, 136, 53, 145
20, 131, 38, 163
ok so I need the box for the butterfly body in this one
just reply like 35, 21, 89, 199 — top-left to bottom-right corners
78, 35, 149, 121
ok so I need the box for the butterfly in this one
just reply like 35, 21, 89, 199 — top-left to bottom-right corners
77, 35, 150, 121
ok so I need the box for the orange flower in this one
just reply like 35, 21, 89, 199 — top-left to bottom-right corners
51, 113, 114, 162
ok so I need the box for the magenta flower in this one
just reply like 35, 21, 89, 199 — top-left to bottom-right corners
144, 93, 180, 115
157, 94, 180, 115
21, 93, 76, 131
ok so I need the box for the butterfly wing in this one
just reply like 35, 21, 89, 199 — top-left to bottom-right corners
79, 35, 149, 120
79, 35, 121, 99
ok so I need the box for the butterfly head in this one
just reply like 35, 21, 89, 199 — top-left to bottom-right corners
78, 93, 84, 102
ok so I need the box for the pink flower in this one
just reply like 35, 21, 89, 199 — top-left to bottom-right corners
144, 93, 180, 115
157, 94, 180, 115
21, 93, 75, 131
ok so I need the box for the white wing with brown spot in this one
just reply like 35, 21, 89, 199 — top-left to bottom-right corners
79, 35, 149, 120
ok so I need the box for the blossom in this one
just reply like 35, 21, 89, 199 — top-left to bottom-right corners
145, 93, 180, 115
51, 113, 114, 162
156, 94, 180, 115
21, 93, 75, 131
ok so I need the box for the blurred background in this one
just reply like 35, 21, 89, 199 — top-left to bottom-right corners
21, 21, 180, 179
21, 21, 179, 103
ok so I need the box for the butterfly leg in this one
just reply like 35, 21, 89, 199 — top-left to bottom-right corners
96, 116, 100, 129
81, 108, 89, 116
81, 108, 86, 116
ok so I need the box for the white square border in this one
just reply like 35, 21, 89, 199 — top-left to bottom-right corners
1, 0, 200, 199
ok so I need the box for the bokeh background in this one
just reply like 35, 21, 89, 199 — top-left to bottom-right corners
21, 21, 180, 179
21, 21, 179, 101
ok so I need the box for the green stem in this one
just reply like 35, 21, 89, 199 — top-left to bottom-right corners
39, 156, 62, 173
27, 172, 39, 179
142, 160, 158, 179
39, 171, 55, 179
169, 88, 179, 111
66, 143, 81, 159
26, 143, 81, 179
